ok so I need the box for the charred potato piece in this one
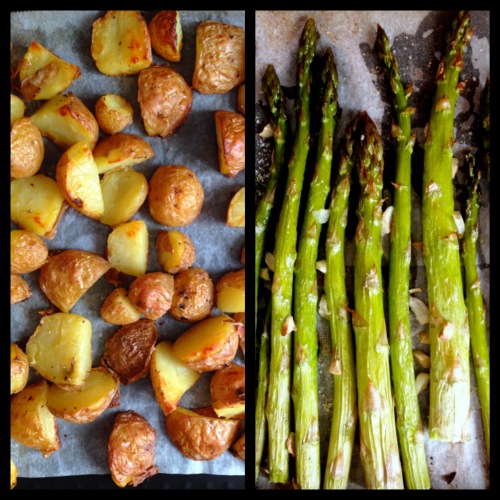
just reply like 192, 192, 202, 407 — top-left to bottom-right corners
101, 287, 142, 325
227, 186, 245, 227
156, 229, 196, 275
101, 319, 158, 385
148, 165, 204, 227
11, 229, 49, 274
95, 93, 134, 134
210, 362, 245, 420
47, 366, 120, 424
192, 20, 245, 94
150, 340, 201, 416
165, 406, 240, 461
26, 312, 93, 389
149, 11, 183, 62
11, 343, 29, 395
170, 267, 214, 322
231, 432, 245, 461
11, 174, 67, 239
11, 458, 17, 490
215, 267, 245, 313
240, 244, 245, 265
138, 64, 192, 138
10, 380, 61, 457
237, 84, 245, 115
91, 10, 152, 76
128, 272, 174, 320
39, 249, 111, 313
109, 410, 159, 488
11, 94, 26, 126
215, 110, 245, 178
11, 273, 32, 305
11, 117, 44, 179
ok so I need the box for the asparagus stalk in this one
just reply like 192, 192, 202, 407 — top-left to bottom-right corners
292, 47, 338, 490
480, 78, 490, 184
323, 115, 360, 490
266, 17, 317, 484
352, 112, 403, 489
462, 153, 490, 462
376, 24, 430, 489
422, 10, 473, 442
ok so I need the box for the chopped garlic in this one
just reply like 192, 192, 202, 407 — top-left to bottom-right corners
453, 211, 465, 237
415, 372, 430, 395
265, 252, 275, 272
413, 349, 431, 369
318, 294, 331, 319
409, 296, 430, 325
316, 260, 327, 273
382, 205, 393, 236
312, 209, 330, 224
259, 123, 274, 138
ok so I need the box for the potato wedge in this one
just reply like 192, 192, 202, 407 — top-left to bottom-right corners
11, 229, 49, 274
150, 340, 201, 416
10, 380, 61, 457
11, 273, 32, 305
11, 458, 17, 490
107, 219, 149, 277
26, 312, 93, 389
102, 319, 158, 385
215, 268, 245, 313
56, 140, 104, 220
91, 11, 152, 76
149, 11, 183, 62
47, 366, 120, 423
215, 110, 245, 178
11, 342, 30, 395
95, 93, 134, 134
227, 186, 245, 228
210, 362, 245, 420
237, 84, 245, 115
192, 20, 245, 94
101, 287, 142, 325
128, 272, 174, 320
30, 92, 99, 150
165, 406, 240, 461
93, 133, 155, 175
11, 116, 44, 179
231, 432, 245, 461
100, 168, 148, 227
11, 174, 67, 239
11, 93, 26, 126
18, 40, 81, 101
156, 229, 196, 275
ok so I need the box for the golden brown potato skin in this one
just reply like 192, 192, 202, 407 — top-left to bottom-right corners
11, 273, 32, 305
231, 432, 245, 461
210, 362, 245, 420
149, 11, 183, 62
11, 343, 29, 395
192, 20, 245, 94
95, 94, 134, 135
148, 165, 204, 227
138, 64, 192, 138
128, 272, 174, 320
102, 319, 158, 385
170, 267, 214, 322
156, 229, 196, 274
11, 117, 44, 179
108, 410, 159, 488
11, 229, 49, 274
215, 110, 245, 178
101, 287, 142, 325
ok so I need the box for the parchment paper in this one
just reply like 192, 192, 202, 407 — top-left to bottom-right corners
255, 10, 489, 490
11, 10, 245, 480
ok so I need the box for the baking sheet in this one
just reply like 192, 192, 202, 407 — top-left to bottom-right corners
11, 10, 245, 482
255, 10, 489, 490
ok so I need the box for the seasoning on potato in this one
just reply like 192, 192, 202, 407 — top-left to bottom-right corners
11, 273, 32, 305
149, 10, 183, 62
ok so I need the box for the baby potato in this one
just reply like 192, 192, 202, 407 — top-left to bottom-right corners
148, 165, 204, 227
233, 312, 245, 357
11, 343, 29, 395
169, 267, 214, 322
11, 458, 17, 490
128, 272, 174, 320
237, 84, 245, 115
210, 362, 245, 420
101, 319, 158, 385
192, 20, 245, 95
101, 287, 142, 325
215, 110, 245, 178
149, 10, 183, 62
215, 268, 245, 313
11, 273, 32, 305
11, 229, 49, 274
138, 64, 192, 138
231, 432, 245, 461
108, 410, 159, 488
11, 93, 26, 126
156, 229, 196, 274
95, 93, 134, 134
11, 116, 44, 179
227, 186, 245, 227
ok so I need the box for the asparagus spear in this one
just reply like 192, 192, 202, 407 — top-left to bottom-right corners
292, 47, 338, 490
323, 115, 359, 490
265, 17, 317, 484
352, 112, 403, 489
376, 24, 430, 489
462, 153, 490, 462
422, 10, 473, 442
480, 78, 490, 184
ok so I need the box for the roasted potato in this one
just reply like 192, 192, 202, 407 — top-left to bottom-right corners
150, 340, 201, 416
128, 272, 174, 320
47, 366, 120, 424
149, 11, 183, 62
227, 186, 245, 227
108, 410, 159, 488
11, 174, 67, 239
156, 229, 196, 274
11, 458, 17, 490
91, 11, 152, 76
55, 140, 105, 220
101, 319, 158, 385
11, 93, 26, 126
138, 64, 192, 138
10, 380, 61, 457
11, 229, 49, 274
215, 110, 245, 178
26, 312, 93, 389
148, 165, 204, 227
11, 116, 44, 179
233, 312, 245, 357
172, 314, 241, 372
169, 267, 214, 322
240, 244, 245, 265
95, 93, 134, 134
210, 362, 245, 420
106, 220, 149, 277
30, 92, 99, 150
237, 84, 245, 115
192, 20, 245, 94
165, 406, 240, 461
93, 133, 155, 175
231, 432, 245, 461
101, 287, 142, 325
39, 249, 111, 313
215, 267, 245, 313
11, 342, 30, 395
11, 273, 32, 305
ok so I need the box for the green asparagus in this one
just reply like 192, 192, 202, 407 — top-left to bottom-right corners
265, 17, 317, 484
422, 10, 473, 442
376, 24, 430, 489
